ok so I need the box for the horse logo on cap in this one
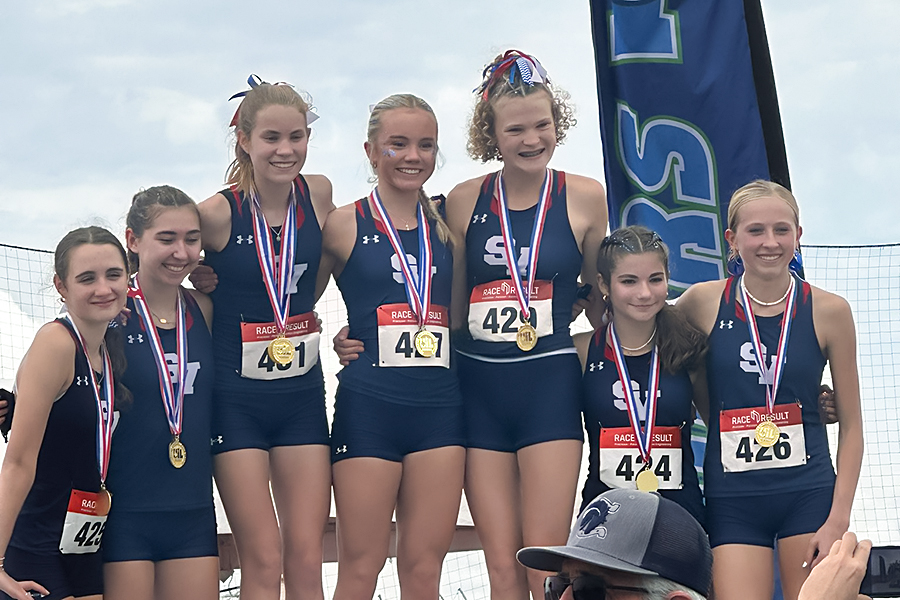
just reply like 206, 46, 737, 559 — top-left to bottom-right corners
576, 498, 620, 540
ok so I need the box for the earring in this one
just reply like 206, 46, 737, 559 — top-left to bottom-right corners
727, 254, 744, 277
601, 294, 612, 326
371, 161, 377, 170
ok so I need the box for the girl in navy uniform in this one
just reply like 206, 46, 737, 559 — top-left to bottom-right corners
678, 180, 863, 600
320, 94, 465, 600
197, 78, 335, 600
574, 226, 706, 526
102, 187, 218, 600
443, 50, 608, 599
0, 227, 129, 600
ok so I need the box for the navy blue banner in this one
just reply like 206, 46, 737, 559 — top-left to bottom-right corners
589, 0, 790, 293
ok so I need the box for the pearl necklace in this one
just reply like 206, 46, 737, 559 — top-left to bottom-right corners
619, 326, 657, 352
740, 277, 791, 307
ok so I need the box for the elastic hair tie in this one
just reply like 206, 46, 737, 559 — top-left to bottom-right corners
228, 74, 320, 127
474, 50, 549, 101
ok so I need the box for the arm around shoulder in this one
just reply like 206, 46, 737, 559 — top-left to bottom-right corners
198, 193, 233, 254
306, 174, 335, 228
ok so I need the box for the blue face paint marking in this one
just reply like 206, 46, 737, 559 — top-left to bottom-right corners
383, 149, 396, 157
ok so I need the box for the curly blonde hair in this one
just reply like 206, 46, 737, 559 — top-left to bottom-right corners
466, 52, 576, 163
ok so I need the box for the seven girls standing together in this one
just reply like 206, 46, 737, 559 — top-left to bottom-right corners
0, 50, 862, 600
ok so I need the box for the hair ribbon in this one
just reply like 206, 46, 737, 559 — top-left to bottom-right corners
475, 50, 549, 101
228, 73, 320, 127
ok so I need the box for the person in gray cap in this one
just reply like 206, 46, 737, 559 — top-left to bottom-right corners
517, 489, 711, 599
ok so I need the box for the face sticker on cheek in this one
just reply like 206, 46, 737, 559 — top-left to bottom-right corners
383, 148, 396, 157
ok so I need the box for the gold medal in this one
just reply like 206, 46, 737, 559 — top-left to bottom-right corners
414, 329, 438, 358
268, 335, 295, 366
754, 420, 781, 447
96, 485, 112, 516
169, 436, 187, 469
516, 322, 537, 352
635, 468, 659, 492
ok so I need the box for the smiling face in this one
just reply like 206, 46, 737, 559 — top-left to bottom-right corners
126, 205, 202, 288
366, 107, 437, 195
600, 252, 669, 329
725, 195, 801, 279
239, 103, 309, 188
55, 243, 128, 326
492, 91, 556, 174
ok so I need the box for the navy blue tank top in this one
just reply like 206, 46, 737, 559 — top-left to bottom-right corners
456, 170, 581, 359
204, 176, 323, 393
107, 292, 214, 512
9, 319, 102, 555
336, 198, 460, 406
704, 276, 835, 497
581, 327, 704, 523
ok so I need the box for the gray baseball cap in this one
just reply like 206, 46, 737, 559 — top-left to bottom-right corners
517, 489, 712, 596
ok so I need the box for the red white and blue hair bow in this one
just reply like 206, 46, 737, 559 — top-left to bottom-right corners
475, 50, 549, 101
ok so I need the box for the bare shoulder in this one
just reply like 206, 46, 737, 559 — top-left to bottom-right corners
565, 173, 607, 201
676, 279, 727, 333
810, 285, 854, 339
185, 288, 214, 330
445, 175, 485, 238
17, 321, 77, 398
322, 202, 358, 258
305, 174, 335, 225
198, 192, 233, 252
810, 285, 852, 316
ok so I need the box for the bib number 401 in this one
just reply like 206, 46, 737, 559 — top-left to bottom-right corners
258, 343, 306, 372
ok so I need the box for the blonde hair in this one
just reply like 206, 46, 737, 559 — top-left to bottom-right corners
727, 179, 800, 232
226, 83, 312, 197
467, 52, 575, 163
367, 94, 453, 246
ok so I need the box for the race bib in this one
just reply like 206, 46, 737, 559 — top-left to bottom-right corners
598, 426, 683, 490
467, 280, 553, 343
376, 303, 450, 368
720, 405, 807, 473
59, 489, 106, 554
240, 312, 320, 380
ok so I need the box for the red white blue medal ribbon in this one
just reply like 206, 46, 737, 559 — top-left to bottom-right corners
63, 314, 115, 487
249, 185, 297, 334
128, 277, 187, 439
608, 322, 661, 467
369, 188, 432, 328
739, 275, 797, 415
496, 169, 551, 321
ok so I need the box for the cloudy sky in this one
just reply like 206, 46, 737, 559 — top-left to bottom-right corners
1, 0, 898, 250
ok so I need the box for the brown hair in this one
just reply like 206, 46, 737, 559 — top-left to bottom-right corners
226, 83, 312, 197
467, 52, 575, 163
367, 93, 453, 246
54, 226, 132, 406
126, 185, 199, 274
597, 226, 706, 373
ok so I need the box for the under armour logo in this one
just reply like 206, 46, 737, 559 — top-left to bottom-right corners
472, 213, 488, 224
719, 320, 734, 329
76, 376, 89, 386
236, 235, 254, 245
335, 445, 348, 454
589, 362, 604, 372
210, 436, 223, 445
363, 235, 380, 245
127, 334, 144, 344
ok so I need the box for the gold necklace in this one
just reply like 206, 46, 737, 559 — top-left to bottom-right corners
619, 326, 657, 352
740, 277, 791, 307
